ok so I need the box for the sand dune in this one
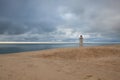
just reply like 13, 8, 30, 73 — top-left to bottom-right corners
0, 45, 120, 80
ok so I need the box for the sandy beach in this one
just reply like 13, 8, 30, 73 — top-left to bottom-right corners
0, 45, 120, 80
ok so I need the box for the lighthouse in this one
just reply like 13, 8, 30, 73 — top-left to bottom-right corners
79, 35, 83, 47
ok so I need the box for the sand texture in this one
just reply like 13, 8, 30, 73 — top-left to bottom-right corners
0, 45, 120, 80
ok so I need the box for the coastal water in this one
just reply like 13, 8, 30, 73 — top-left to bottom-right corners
0, 42, 119, 54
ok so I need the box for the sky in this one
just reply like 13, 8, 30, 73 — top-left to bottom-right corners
0, 0, 120, 42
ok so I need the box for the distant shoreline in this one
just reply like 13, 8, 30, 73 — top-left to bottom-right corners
0, 42, 77, 44
0, 43, 120, 54
0, 42, 120, 44
0, 44, 120, 55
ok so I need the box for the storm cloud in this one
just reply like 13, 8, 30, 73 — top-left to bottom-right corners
0, 0, 120, 42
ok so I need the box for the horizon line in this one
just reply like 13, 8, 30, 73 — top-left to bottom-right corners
0, 42, 77, 44
0, 41, 120, 44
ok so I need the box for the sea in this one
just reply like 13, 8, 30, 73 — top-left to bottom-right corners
0, 42, 119, 54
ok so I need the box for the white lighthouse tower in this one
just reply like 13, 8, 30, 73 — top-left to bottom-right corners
79, 35, 83, 47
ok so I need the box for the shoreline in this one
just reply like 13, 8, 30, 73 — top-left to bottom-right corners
0, 44, 120, 55
0, 45, 120, 80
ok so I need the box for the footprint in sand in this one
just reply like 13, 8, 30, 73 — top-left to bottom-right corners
27, 64, 36, 68
84, 74, 101, 80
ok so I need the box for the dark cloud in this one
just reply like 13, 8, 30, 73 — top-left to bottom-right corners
0, 20, 28, 35
0, 0, 120, 42
0, 20, 57, 35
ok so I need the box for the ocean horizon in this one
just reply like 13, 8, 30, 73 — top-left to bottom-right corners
0, 42, 120, 54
